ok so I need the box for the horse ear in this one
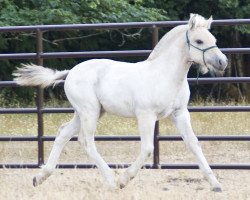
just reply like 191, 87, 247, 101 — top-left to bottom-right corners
207, 16, 213, 29
189, 13, 197, 30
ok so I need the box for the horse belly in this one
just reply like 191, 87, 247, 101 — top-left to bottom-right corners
102, 103, 135, 117
99, 90, 136, 118
156, 107, 173, 119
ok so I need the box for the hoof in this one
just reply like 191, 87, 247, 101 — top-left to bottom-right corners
33, 174, 47, 187
119, 183, 126, 189
118, 170, 134, 189
212, 187, 222, 192
118, 175, 128, 189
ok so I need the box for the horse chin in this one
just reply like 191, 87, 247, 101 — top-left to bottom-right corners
197, 64, 209, 74
207, 64, 225, 77
210, 68, 225, 77
197, 64, 224, 77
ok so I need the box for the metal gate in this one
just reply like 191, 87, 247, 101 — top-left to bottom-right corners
0, 19, 250, 169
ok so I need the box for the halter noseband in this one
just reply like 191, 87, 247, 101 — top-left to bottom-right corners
186, 31, 217, 67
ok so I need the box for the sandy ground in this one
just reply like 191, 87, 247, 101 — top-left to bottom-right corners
0, 168, 250, 200
0, 112, 249, 199
0, 142, 250, 200
1, 140, 250, 200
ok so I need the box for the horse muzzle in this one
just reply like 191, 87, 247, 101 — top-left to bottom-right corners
207, 53, 228, 71
216, 55, 228, 71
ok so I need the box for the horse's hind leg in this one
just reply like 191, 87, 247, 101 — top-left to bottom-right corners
33, 113, 80, 186
78, 110, 116, 188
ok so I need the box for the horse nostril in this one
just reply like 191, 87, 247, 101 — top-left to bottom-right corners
218, 59, 227, 66
218, 58, 227, 68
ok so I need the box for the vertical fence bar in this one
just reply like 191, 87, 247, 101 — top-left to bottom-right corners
36, 29, 44, 166
152, 25, 160, 168
153, 121, 160, 168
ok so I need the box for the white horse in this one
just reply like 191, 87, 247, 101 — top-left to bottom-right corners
13, 14, 227, 191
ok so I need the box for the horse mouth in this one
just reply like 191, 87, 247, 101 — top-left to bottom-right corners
193, 63, 225, 77
206, 55, 228, 72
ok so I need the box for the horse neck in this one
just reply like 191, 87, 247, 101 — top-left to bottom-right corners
147, 25, 191, 81
148, 25, 189, 58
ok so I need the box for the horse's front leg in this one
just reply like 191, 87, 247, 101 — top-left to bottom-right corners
172, 108, 221, 192
118, 112, 156, 188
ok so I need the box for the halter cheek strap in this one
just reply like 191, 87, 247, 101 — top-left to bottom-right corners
186, 31, 217, 67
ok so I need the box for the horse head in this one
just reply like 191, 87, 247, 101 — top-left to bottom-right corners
186, 14, 228, 75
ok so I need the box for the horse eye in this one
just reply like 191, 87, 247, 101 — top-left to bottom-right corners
196, 40, 203, 44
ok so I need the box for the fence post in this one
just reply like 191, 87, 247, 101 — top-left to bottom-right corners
152, 25, 160, 169
36, 29, 44, 166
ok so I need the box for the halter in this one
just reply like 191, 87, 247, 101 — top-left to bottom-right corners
186, 31, 217, 67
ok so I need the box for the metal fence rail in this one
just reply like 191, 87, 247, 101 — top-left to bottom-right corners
0, 19, 249, 169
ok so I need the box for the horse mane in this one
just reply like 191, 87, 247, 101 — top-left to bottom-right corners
147, 25, 188, 61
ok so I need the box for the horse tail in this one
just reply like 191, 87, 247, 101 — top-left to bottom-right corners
13, 63, 70, 88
